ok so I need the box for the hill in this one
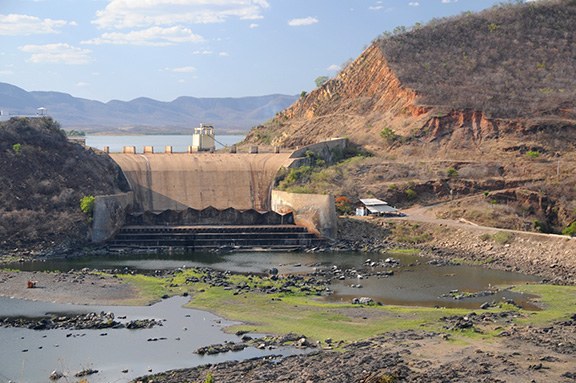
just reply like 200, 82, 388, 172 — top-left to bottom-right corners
0, 82, 297, 134
245, 0, 576, 235
0, 117, 130, 253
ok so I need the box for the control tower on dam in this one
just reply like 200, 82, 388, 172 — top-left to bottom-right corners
109, 152, 294, 212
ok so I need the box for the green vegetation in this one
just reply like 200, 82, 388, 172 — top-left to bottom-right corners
404, 188, 417, 201
562, 221, 576, 237
335, 196, 354, 215
446, 167, 458, 178
11, 143, 21, 154
314, 76, 330, 88
380, 127, 400, 145
391, 223, 432, 244
112, 267, 576, 347
275, 145, 370, 194
480, 231, 515, 245
204, 372, 214, 383
511, 284, 576, 325
80, 195, 96, 219
525, 150, 540, 159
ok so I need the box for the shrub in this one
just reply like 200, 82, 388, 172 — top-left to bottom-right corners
80, 195, 95, 219
446, 167, 458, 178
405, 188, 417, 201
380, 127, 400, 145
204, 372, 214, 383
562, 222, 576, 237
335, 196, 354, 215
492, 231, 514, 245
12, 143, 21, 154
526, 150, 540, 159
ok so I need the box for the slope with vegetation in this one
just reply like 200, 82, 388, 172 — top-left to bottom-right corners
0, 117, 130, 253
246, 0, 576, 235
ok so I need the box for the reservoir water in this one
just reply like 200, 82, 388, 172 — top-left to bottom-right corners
85, 134, 244, 153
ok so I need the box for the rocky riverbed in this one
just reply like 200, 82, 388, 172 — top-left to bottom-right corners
137, 318, 576, 383
311, 217, 576, 285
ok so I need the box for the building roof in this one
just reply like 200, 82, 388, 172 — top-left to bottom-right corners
365, 204, 398, 214
359, 198, 388, 206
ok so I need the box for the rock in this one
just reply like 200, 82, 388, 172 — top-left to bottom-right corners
49, 370, 63, 380
352, 297, 374, 305
75, 368, 99, 377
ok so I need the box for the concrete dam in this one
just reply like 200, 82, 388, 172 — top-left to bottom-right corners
110, 152, 294, 212
93, 140, 345, 249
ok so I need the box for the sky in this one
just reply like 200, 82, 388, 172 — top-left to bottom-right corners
0, 0, 513, 103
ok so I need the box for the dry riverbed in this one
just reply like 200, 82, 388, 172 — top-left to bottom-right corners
0, 269, 138, 305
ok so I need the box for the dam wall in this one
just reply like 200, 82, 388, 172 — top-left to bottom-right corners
110, 152, 294, 212
271, 190, 337, 239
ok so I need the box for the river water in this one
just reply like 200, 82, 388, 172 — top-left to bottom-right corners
1, 251, 540, 382
85, 134, 244, 153
0, 296, 302, 383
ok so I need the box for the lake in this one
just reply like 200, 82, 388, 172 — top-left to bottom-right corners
85, 134, 244, 153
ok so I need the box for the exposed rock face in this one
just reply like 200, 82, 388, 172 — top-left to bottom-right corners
247, 44, 423, 149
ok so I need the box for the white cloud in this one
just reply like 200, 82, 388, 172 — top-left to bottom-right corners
19, 43, 91, 64
327, 64, 341, 72
441, 0, 459, 3
76, 81, 90, 87
93, 0, 270, 30
82, 26, 204, 46
408, 2, 420, 6
369, 1, 385, 11
166, 66, 196, 73
288, 17, 319, 27
218, 52, 229, 56
0, 69, 14, 76
0, 14, 73, 35
249, 23, 259, 28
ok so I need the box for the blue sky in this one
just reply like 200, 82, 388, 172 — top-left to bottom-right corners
1, 0, 509, 102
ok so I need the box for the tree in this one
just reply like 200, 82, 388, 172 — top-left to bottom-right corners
314, 76, 329, 88
380, 127, 400, 145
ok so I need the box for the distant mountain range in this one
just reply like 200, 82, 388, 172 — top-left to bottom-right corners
0, 82, 298, 134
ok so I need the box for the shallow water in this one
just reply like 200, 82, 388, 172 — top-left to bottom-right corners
0, 296, 303, 383
9, 250, 540, 310
1, 250, 542, 381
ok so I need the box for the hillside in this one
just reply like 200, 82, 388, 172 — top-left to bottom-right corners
0, 117, 130, 253
245, 0, 576, 235
0, 82, 297, 134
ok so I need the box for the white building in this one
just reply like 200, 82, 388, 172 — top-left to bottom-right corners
356, 198, 400, 216
191, 123, 216, 152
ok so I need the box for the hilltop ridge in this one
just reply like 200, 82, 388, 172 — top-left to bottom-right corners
247, 0, 576, 150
